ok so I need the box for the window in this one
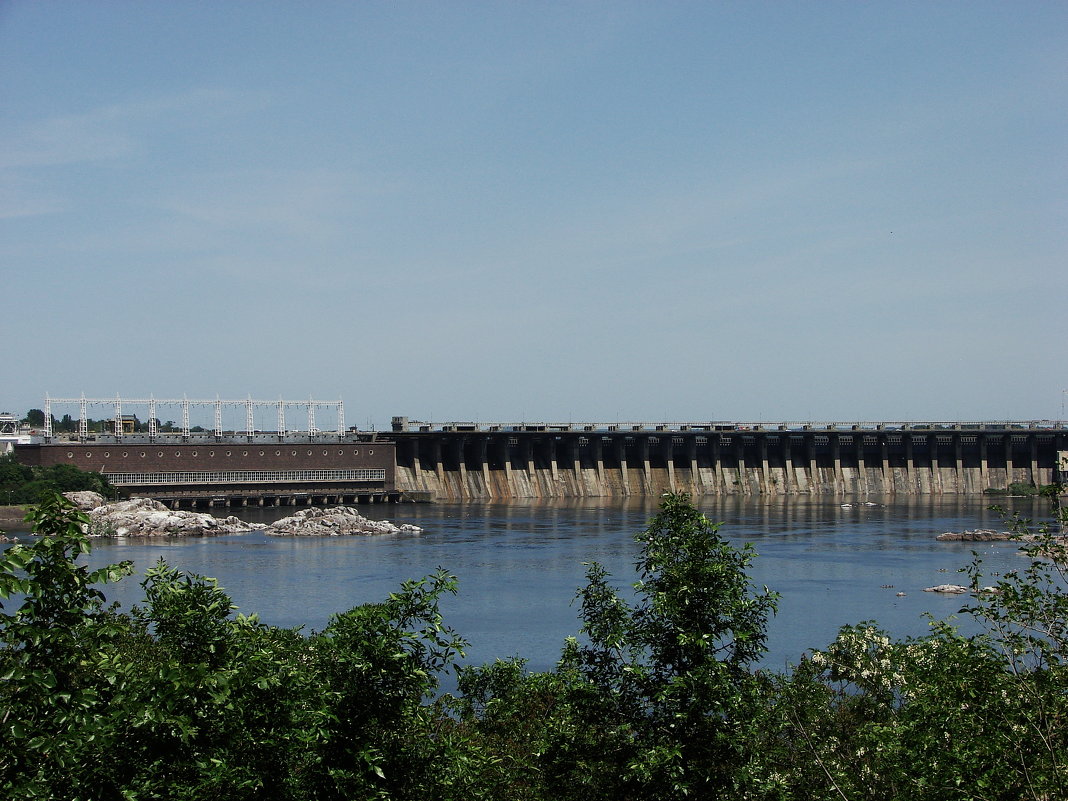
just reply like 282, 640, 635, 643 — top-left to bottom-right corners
102, 468, 387, 486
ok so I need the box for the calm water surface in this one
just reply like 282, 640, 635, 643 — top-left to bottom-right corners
14, 496, 1044, 674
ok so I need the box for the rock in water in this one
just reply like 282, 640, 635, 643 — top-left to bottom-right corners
85, 497, 257, 537
936, 529, 1013, 542
59, 495, 418, 538
265, 506, 422, 536
923, 584, 969, 594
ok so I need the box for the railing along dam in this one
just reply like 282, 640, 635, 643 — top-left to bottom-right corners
384, 418, 1068, 500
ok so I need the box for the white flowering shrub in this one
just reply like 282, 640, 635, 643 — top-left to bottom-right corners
743, 481, 1068, 801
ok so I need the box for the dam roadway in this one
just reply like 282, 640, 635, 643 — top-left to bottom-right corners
17, 418, 1065, 505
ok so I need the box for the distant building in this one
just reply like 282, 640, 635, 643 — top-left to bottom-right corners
0, 412, 36, 450
0, 413, 17, 438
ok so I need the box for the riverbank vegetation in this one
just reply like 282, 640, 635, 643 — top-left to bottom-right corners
983, 480, 1061, 497
1, 490, 1065, 799
0, 454, 114, 504
0, 453, 116, 506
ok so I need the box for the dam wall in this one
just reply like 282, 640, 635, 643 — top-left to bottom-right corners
386, 422, 1068, 501
16, 420, 1067, 503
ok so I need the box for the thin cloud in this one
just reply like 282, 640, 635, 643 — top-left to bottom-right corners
0, 178, 64, 219
156, 168, 356, 237
0, 88, 256, 170
0, 112, 136, 170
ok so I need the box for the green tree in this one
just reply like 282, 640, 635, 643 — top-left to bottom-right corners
22, 409, 44, 428
541, 493, 779, 800
953, 480, 1068, 799
307, 570, 469, 800
0, 492, 479, 800
0, 493, 133, 799
748, 477, 1068, 801
0, 455, 33, 492
110, 562, 333, 799
9, 486, 1068, 800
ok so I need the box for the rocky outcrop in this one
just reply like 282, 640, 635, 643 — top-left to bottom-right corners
923, 584, 970, 594
60, 493, 420, 538
85, 498, 257, 537
923, 583, 1002, 595
936, 529, 1014, 542
264, 506, 422, 536
64, 491, 106, 511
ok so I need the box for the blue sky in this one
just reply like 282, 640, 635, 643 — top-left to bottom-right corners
3, 2, 1066, 427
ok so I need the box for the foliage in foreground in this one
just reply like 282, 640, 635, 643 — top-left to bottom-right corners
0, 494, 469, 800
1, 489, 1066, 800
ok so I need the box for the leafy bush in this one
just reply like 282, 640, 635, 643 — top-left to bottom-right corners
0, 492, 474, 800
0, 493, 134, 799
453, 493, 780, 800
2, 490, 1068, 799
744, 480, 1068, 801
984, 482, 1061, 496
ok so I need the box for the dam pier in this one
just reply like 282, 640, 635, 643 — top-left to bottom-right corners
385, 417, 1068, 501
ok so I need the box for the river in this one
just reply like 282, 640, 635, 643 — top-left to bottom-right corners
4, 495, 1044, 675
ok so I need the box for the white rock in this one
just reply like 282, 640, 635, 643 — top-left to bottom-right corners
63, 491, 105, 511
85, 497, 256, 537
265, 506, 422, 537
923, 584, 969, 594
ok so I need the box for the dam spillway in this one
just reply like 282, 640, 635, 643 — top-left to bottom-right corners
384, 418, 1068, 501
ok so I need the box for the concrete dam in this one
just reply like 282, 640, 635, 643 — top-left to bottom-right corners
386, 418, 1068, 501
14, 397, 1068, 504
